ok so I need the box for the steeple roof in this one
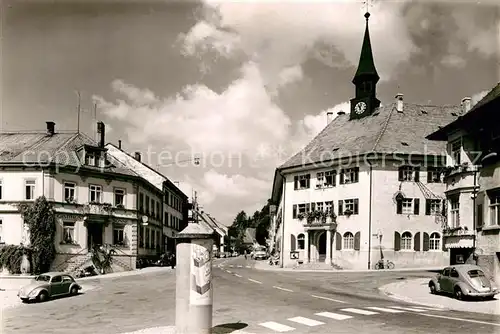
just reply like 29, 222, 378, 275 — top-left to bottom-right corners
353, 12, 379, 83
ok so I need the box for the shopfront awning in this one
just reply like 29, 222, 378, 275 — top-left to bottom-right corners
445, 236, 474, 248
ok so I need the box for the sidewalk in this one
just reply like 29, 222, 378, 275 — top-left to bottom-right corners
253, 260, 442, 273
379, 278, 500, 315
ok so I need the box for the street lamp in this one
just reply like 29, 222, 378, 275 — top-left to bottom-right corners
141, 215, 149, 226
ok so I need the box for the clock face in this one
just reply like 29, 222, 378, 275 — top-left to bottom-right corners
355, 102, 367, 114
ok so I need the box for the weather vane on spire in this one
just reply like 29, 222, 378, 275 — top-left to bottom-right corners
362, 0, 374, 14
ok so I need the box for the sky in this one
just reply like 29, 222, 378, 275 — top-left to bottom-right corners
1, 0, 499, 226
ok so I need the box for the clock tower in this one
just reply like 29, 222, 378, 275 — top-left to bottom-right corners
350, 11, 381, 120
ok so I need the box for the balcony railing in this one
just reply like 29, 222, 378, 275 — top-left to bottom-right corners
443, 226, 474, 237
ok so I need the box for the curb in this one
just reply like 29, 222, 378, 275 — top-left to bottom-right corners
254, 262, 442, 273
378, 283, 448, 310
75, 267, 172, 282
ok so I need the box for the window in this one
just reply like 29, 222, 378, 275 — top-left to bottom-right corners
401, 232, 412, 250
294, 174, 310, 190
156, 230, 161, 250
64, 182, 76, 202
166, 212, 170, 227
156, 202, 161, 219
316, 202, 324, 212
398, 166, 420, 182
324, 171, 336, 187
292, 203, 307, 218
451, 139, 462, 165
316, 172, 324, 188
145, 227, 150, 248
450, 197, 460, 228
427, 168, 442, 183
338, 199, 359, 215
343, 232, 354, 250
450, 268, 459, 278
139, 193, 144, 212
325, 201, 333, 213
62, 222, 75, 244
85, 153, 96, 166
151, 229, 156, 249
489, 193, 500, 226
396, 198, 420, 215
425, 199, 441, 215
340, 168, 359, 184
429, 232, 441, 250
442, 268, 450, 276
297, 234, 305, 250
113, 226, 125, 246
146, 195, 150, 214
0, 179, 3, 200
139, 226, 144, 247
151, 198, 155, 217
62, 275, 73, 283
25, 180, 35, 200
114, 188, 125, 207
89, 185, 102, 203
0, 219, 3, 243
51, 276, 62, 283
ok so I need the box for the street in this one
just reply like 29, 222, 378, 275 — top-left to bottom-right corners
2, 257, 500, 334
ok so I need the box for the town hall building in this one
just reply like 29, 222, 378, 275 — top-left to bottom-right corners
270, 11, 469, 270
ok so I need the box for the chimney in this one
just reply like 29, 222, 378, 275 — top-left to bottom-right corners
395, 93, 404, 112
337, 111, 346, 116
326, 111, 334, 124
461, 97, 472, 114
118, 140, 122, 149
134, 152, 141, 162
96, 121, 105, 148
46, 121, 55, 136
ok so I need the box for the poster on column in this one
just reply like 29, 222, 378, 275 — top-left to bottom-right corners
189, 239, 213, 306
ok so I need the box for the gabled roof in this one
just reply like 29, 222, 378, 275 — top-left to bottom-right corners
280, 102, 461, 170
105, 143, 187, 199
197, 211, 226, 237
0, 131, 137, 176
427, 82, 500, 141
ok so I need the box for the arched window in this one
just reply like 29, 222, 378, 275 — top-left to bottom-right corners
401, 232, 412, 250
429, 232, 441, 250
343, 232, 354, 250
297, 234, 305, 250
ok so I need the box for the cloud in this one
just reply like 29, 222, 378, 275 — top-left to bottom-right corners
182, 1, 416, 82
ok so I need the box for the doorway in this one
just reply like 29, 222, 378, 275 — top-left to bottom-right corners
318, 232, 326, 262
87, 223, 103, 249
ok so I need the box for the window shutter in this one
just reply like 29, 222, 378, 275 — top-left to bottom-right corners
333, 171, 337, 186
414, 198, 420, 215
305, 203, 310, 212
414, 232, 421, 251
294, 176, 299, 190
335, 232, 342, 250
427, 170, 432, 183
425, 199, 431, 215
354, 167, 359, 182
442, 234, 447, 252
414, 167, 420, 182
290, 234, 296, 251
396, 199, 402, 214
394, 232, 401, 251
306, 174, 311, 188
354, 232, 361, 250
339, 170, 345, 184
423, 232, 430, 251
311, 202, 316, 211
398, 167, 404, 181
293, 205, 297, 219
354, 199, 359, 214
338, 200, 344, 215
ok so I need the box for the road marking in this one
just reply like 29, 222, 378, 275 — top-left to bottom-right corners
226, 270, 232, 274
246, 266, 251, 268
259, 321, 295, 332
273, 286, 294, 292
390, 306, 428, 312
418, 313, 500, 327
410, 306, 445, 311
229, 265, 234, 267
315, 312, 353, 320
366, 307, 405, 313
287, 316, 324, 326
248, 278, 262, 284
340, 308, 378, 315
237, 265, 243, 268
234, 274, 242, 277
311, 294, 347, 303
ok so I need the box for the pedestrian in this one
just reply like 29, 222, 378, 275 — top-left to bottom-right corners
244, 250, 247, 259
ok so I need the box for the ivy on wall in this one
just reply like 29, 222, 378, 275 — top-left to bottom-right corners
17, 196, 56, 274
0, 245, 30, 274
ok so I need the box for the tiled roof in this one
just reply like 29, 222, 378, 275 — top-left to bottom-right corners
243, 228, 257, 244
0, 131, 137, 176
198, 212, 226, 237
280, 102, 461, 169
468, 82, 500, 114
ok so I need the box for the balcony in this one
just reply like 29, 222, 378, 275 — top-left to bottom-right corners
298, 210, 337, 230
444, 164, 479, 193
442, 226, 474, 237
443, 226, 475, 249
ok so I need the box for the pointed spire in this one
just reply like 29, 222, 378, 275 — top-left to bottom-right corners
352, 11, 379, 84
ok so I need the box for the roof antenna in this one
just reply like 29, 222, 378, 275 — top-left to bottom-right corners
75, 91, 81, 133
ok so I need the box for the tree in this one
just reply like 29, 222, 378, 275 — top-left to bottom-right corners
17, 196, 56, 274
229, 201, 272, 248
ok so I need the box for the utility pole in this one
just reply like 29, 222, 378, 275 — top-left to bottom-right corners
194, 190, 199, 224
93, 102, 97, 141
76, 91, 81, 133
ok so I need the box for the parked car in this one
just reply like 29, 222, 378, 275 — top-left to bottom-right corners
428, 264, 498, 300
252, 249, 268, 260
17, 272, 82, 303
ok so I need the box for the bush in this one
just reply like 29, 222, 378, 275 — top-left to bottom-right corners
0, 245, 30, 274
17, 196, 56, 274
